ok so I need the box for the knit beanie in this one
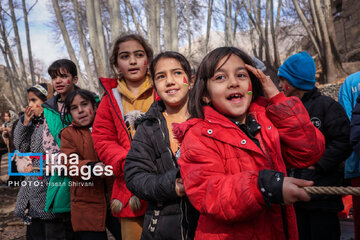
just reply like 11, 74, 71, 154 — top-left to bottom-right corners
278, 51, 316, 90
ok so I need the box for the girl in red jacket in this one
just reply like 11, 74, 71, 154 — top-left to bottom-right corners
92, 33, 155, 240
174, 47, 325, 240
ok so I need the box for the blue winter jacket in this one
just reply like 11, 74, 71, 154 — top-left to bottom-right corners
338, 71, 360, 178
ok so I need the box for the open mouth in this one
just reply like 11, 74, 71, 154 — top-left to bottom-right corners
128, 68, 140, 74
166, 89, 179, 95
227, 93, 243, 102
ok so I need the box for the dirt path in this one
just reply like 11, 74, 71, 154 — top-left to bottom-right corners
0, 186, 26, 240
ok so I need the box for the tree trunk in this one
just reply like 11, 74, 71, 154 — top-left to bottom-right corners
146, 0, 161, 54
94, 0, 110, 77
309, 0, 322, 48
247, 0, 257, 57
270, 0, 281, 68
0, 12, 26, 98
22, 0, 36, 85
185, 0, 191, 56
72, 0, 97, 92
163, 0, 178, 51
86, 0, 106, 78
292, 0, 322, 58
232, 3, 242, 44
324, 0, 345, 75
124, 0, 144, 38
313, 0, 336, 83
52, 0, 85, 88
205, 0, 214, 54
0, 44, 25, 109
9, 0, 28, 89
264, 0, 272, 65
108, 0, 124, 42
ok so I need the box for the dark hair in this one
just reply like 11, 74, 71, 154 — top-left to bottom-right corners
150, 51, 192, 89
27, 83, 48, 102
63, 89, 97, 125
4, 111, 10, 118
48, 59, 77, 79
188, 47, 263, 119
109, 33, 153, 74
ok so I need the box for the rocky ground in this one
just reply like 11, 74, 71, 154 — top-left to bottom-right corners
0, 186, 26, 240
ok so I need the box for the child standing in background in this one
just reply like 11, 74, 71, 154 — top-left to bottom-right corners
174, 47, 325, 239
124, 52, 199, 239
43, 59, 80, 240
61, 89, 120, 240
14, 83, 56, 240
92, 33, 155, 240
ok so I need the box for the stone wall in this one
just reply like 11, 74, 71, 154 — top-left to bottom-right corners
318, 82, 343, 101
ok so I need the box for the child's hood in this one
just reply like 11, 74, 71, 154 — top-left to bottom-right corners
172, 118, 202, 144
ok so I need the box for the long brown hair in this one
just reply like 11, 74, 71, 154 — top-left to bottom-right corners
188, 47, 263, 119
109, 33, 153, 76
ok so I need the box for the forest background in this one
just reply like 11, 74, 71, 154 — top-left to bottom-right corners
0, 0, 359, 112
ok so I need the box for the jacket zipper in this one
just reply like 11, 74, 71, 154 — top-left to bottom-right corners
157, 118, 176, 167
99, 79, 132, 142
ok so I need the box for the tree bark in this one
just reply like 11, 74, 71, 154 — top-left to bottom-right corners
0, 44, 25, 109
108, 0, 124, 42
232, 2, 242, 44
86, 0, 106, 78
9, 0, 28, 89
185, 0, 191, 56
52, 0, 85, 88
205, 0, 214, 54
292, 0, 322, 58
72, 0, 97, 92
163, 0, 178, 51
94, 0, 110, 77
270, 0, 281, 68
22, 0, 36, 85
124, 0, 144, 37
313, 0, 336, 83
146, 0, 161, 54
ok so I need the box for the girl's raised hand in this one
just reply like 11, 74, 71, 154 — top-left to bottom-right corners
282, 177, 313, 205
23, 106, 34, 126
245, 64, 279, 99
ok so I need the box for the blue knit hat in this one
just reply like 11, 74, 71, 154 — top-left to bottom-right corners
278, 51, 316, 90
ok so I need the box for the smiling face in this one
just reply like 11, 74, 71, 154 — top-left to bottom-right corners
206, 54, 252, 123
28, 91, 44, 116
70, 95, 96, 127
51, 68, 77, 98
154, 57, 191, 112
115, 40, 148, 84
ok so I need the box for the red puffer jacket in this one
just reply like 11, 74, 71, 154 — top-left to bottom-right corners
92, 77, 158, 217
175, 93, 325, 240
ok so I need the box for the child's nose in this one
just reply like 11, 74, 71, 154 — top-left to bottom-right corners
228, 76, 239, 88
129, 55, 137, 64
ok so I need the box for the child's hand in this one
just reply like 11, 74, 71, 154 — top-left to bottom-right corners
245, 64, 279, 99
23, 106, 35, 126
282, 177, 313, 205
175, 178, 185, 197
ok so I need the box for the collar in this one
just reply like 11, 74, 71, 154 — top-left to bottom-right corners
117, 75, 153, 102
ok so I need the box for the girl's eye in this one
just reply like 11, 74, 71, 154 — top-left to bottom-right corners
155, 75, 165, 80
70, 106, 77, 111
120, 54, 129, 59
237, 73, 247, 78
215, 75, 225, 80
136, 53, 144, 58
174, 71, 182, 76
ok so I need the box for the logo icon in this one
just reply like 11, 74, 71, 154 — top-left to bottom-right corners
8, 151, 43, 176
